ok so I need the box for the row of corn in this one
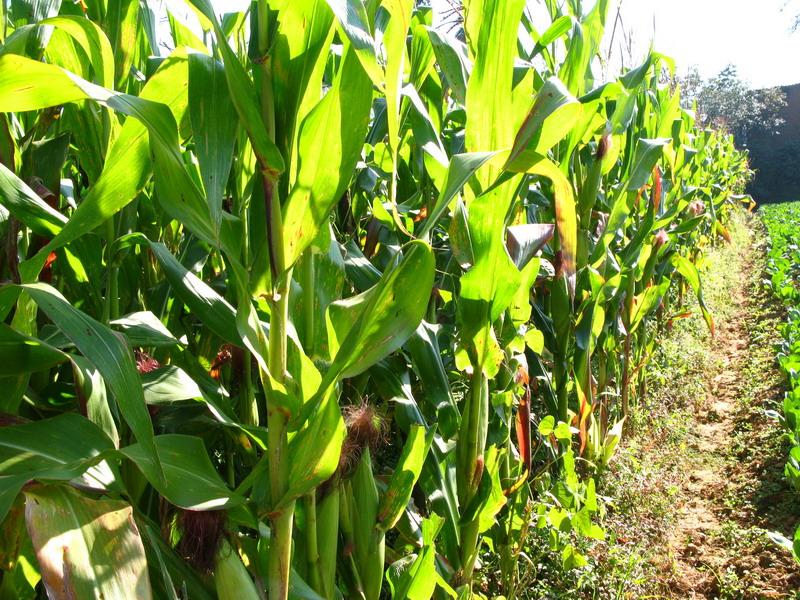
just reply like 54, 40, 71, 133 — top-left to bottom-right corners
0, 0, 752, 598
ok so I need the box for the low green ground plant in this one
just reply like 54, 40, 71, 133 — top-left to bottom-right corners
761, 200, 800, 563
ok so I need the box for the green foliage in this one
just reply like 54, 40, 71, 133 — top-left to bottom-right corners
760, 200, 800, 565
0, 1, 751, 599
679, 64, 787, 141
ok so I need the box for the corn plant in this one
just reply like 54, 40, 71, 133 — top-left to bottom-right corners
0, 0, 752, 599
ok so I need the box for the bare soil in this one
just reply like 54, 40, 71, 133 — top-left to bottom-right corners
661, 220, 800, 598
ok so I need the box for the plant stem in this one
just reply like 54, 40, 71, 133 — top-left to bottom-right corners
457, 367, 488, 585
302, 250, 315, 353
300, 252, 321, 591
102, 217, 118, 324
239, 189, 258, 426
253, 2, 294, 594
621, 275, 635, 423
267, 269, 293, 600
256, 0, 276, 143
303, 492, 323, 594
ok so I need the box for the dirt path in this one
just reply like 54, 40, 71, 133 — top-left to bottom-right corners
664, 219, 800, 598
666, 238, 758, 595
595, 214, 800, 599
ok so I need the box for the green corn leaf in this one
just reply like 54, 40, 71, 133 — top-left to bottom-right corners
28, 52, 186, 264
141, 365, 204, 404
21, 133, 70, 200
0, 323, 68, 376
627, 138, 670, 191
505, 154, 578, 294
110, 311, 181, 348
271, 0, 335, 165
324, 0, 383, 87
120, 435, 244, 510
187, 0, 285, 179
464, 0, 526, 187
425, 27, 470, 105
409, 18, 435, 87
299, 246, 435, 483
386, 517, 441, 600
418, 152, 498, 238
531, 15, 573, 56
321, 240, 435, 389
531, 157, 578, 295
8, 0, 61, 55
403, 84, 448, 167
145, 239, 240, 345
281, 44, 373, 267
458, 183, 522, 374
368, 359, 462, 560
0, 52, 231, 279
0, 414, 116, 522
628, 278, 669, 333
288, 570, 328, 600
294, 233, 346, 359
71, 354, 120, 448
188, 53, 238, 233
0, 414, 113, 478
279, 392, 345, 507
376, 425, 434, 532
25, 485, 152, 600
673, 255, 715, 335
168, 10, 208, 51
0, 162, 66, 238
382, 0, 414, 157
106, 0, 139, 87
619, 52, 653, 90
13, 283, 162, 483
271, 0, 335, 150
40, 15, 115, 86
406, 323, 461, 439
459, 446, 506, 534
506, 77, 582, 166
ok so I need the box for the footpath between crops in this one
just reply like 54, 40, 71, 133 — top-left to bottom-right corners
589, 211, 800, 599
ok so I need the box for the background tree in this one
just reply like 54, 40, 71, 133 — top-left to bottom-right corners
679, 65, 787, 144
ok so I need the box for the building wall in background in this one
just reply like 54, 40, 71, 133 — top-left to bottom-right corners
747, 83, 800, 204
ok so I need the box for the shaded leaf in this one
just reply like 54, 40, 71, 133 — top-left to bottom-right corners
121, 435, 243, 510
25, 485, 152, 600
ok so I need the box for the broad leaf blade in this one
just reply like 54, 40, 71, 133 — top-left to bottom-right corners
0, 323, 68, 376
326, 240, 435, 382
188, 53, 237, 233
376, 425, 434, 531
281, 45, 373, 266
281, 392, 345, 506
121, 435, 244, 510
19, 283, 162, 482
25, 485, 152, 600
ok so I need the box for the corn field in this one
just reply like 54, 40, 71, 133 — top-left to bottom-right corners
0, 0, 754, 599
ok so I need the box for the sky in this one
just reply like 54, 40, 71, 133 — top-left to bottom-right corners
193, 0, 800, 89
605, 0, 800, 88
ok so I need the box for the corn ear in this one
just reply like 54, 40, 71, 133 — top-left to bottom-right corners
214, 539, 261, 600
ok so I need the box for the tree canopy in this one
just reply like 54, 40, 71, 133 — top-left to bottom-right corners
678, 65, 786, 144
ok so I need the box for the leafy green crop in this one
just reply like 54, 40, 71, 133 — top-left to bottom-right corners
0, 0, 751, 598
760, 201, 800, 565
